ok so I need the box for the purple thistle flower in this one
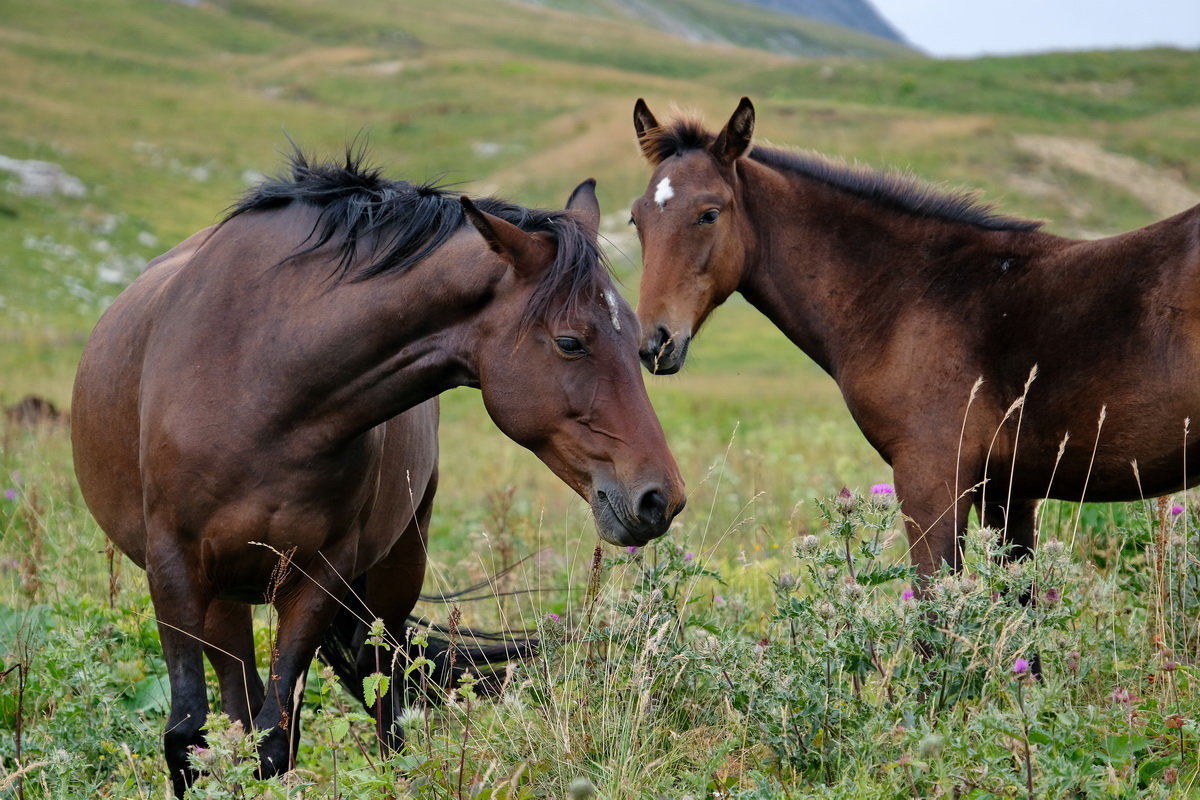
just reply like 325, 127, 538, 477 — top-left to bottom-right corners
546, 612, 561, 622
1170, 504, 1184, 517
683, 552, 694, 562
1111, 687, 1137, 705
3, 489, 17, 501
901, 589, 915, 602
1012, 658, 1030, 675
1043, 586, 1061, 605
870, 483, 896, 508
835, 487, 856, 514
627, 546, 638, 554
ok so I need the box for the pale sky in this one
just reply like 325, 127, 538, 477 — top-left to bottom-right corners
870, 0, 1200, 57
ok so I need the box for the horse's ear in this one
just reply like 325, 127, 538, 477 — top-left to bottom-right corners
712, 96, 755, 166
565, 178, 600, 238
461, 196, 549, 279
633, 98, 662, 164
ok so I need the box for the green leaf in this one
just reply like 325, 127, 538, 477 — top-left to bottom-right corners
1102, 733, 1151, 763
363, 672, 390, 706
405, 656, 433, 678
330, 716, 350, 742
1027, 728, 1055, 747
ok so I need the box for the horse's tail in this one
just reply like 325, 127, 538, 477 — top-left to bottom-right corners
317, 575, 538, 710
413, 617, 537, 700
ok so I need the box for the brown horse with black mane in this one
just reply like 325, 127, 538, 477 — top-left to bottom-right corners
630, 96, 1199, 582
72, 150, 685, 796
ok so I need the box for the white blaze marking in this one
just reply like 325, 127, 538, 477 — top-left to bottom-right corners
654, 177, 674, 210
603, 289, 621, 331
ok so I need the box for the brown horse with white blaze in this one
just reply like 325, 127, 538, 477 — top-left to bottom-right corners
72, 150, 684, 796
630, 96, 1200, 582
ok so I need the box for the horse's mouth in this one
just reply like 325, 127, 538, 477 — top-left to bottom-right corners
592, 490, 670, 547
639, 337, 689, 375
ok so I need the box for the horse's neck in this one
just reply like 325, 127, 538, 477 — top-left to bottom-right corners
736, 163, 1031, 379
269, 232, 499, 441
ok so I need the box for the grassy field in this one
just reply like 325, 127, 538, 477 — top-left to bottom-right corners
2, 1, 1200, 797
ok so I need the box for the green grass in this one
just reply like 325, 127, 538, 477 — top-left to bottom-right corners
2, 1, 1200, 797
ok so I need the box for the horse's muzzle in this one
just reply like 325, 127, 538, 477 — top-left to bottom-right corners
638, 325, 689, 375
593, 485, 685, 546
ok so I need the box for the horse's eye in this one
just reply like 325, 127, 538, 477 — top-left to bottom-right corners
555, 336, 587, 356
697, 209, 720, 225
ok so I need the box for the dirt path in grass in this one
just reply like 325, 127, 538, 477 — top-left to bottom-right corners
1013, 134, 1199, 218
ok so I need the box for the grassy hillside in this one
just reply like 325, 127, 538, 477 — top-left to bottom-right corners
525, 0, 914, 57
2, 2, 1200, 797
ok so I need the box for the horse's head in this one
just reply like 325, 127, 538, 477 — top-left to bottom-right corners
460, 181, 685, 547
630, 97, 756, 374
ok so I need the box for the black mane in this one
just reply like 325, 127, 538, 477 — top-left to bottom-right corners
224, 147, 610, 327
645, 118, 1041, 233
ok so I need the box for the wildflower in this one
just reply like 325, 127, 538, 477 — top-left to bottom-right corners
1111, 687, 1137, 705
1042, 586, 1061, 606
683, 552, 694, 562
901, 589, 915, 602
918, 733, 944, 757
396, 706, 425, 729
870, 483, 896, 507
626, 546, 638, 554
815, 599, 836, 620
842, 580, 864, 600
1066, 650, 1080, 673
567, 777, 597, 799
2, 489, 17, 501
1170, 504, 1184, 517
192, 746, 217, 766
545, 613, 561, 623
1042, 540, 1065, 556
713, 595, 725, 605
799, 534, 821, 554
835, 487, 856, 515
1164, 766, 1178, 784
1012, 658, 1030, 675
776, 572, 796, 590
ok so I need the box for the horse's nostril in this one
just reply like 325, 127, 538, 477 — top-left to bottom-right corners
637, 487, 669, 527
655, 325, 674, 356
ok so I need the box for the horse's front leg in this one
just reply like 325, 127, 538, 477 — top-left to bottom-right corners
892, 457, 977, 584
203, 600, 265, 728
254, 550, 357, 779
982, 498, 1043, 676
980, 499, 1038, 563
362, 483, 434, 753
145, 533, 212, 798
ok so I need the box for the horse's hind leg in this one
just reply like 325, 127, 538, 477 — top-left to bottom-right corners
145, 538, 212, 798
203, 600, 264, 727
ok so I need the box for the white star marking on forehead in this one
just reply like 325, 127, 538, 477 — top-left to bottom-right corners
654, 177, 674, 210
602, 289, 621, 331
